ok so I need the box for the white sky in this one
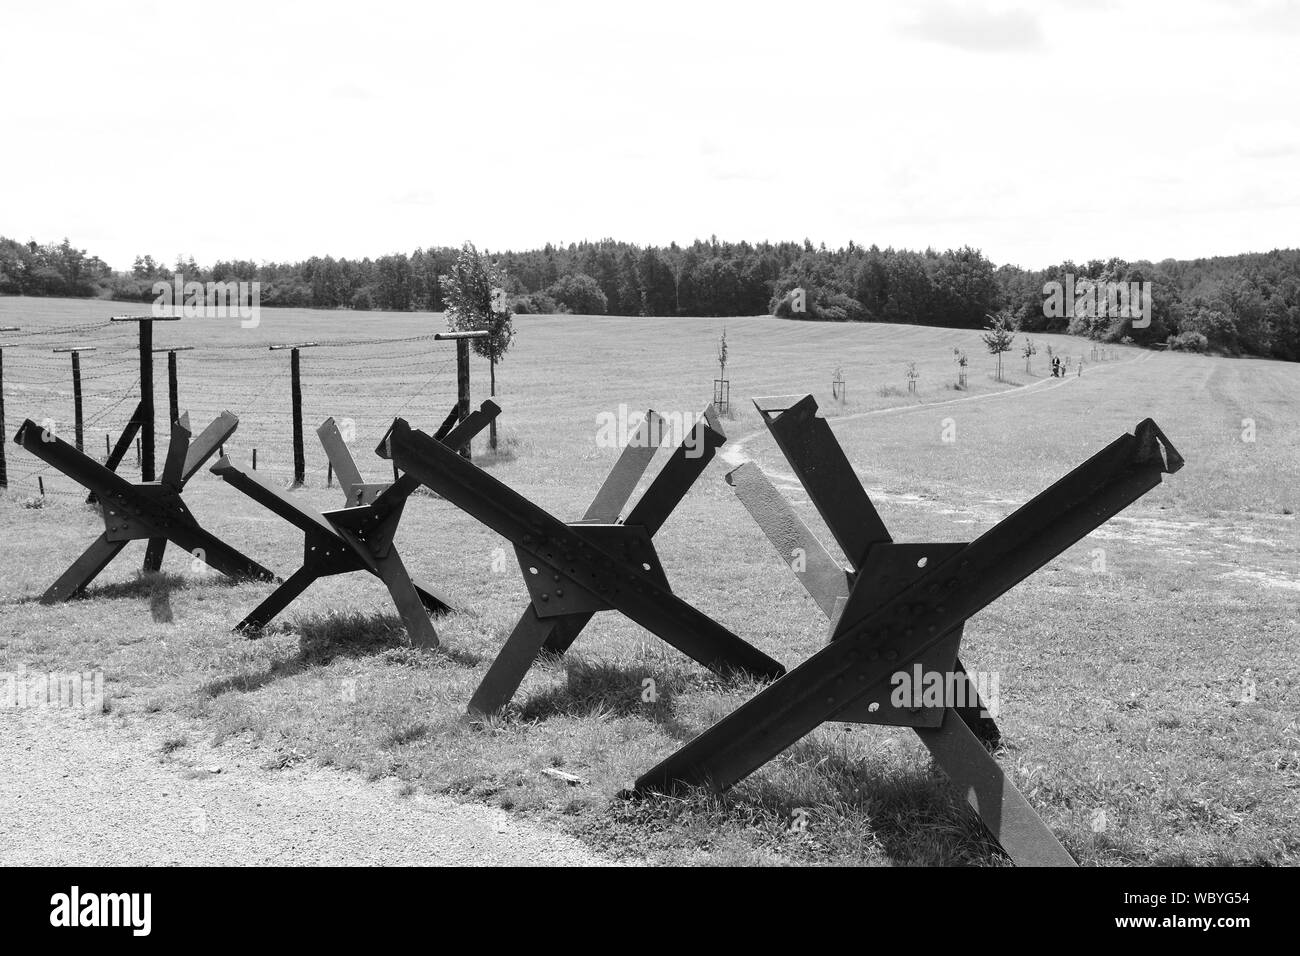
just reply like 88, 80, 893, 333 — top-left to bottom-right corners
3, 0, 1297, 271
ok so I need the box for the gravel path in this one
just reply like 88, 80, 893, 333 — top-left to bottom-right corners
0, 709, 618, 866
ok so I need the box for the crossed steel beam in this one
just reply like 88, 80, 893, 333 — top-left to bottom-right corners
377, 405, 786, 715
724, 463, 1001, 745
13, 411, 275, 603
632, 394, 1184, 867
210, 402, 499, 647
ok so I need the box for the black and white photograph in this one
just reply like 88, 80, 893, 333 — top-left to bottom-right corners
0, 0, 1292, 934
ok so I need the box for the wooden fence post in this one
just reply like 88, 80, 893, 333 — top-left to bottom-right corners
108, 315, 181, 482
53, 347, 96, 452
73, 350, 83, 450
0, 341, 9, 489
0, 329, 24, 489
139, 320, 154, 478
270, 342, 318, 487
434, 330, 489, 462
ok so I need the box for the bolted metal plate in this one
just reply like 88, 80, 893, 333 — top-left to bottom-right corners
103, 513, 157, 543
100, 486, 193, 543
346, 482, 392, 507
518, 523, 670, 618
835, 626, 963, 728
516, 546, 609, 616
830, 542, 965, 730
323, 504, 399, 558
303, 531, 361, 574
829, 542, 967, 640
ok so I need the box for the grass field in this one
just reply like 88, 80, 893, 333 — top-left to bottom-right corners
2, 295, 1297, 866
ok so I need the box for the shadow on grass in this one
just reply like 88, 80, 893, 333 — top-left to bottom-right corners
199, 611, 480, 698
6, 569, 245, 608
511, 657, 730, 740
612, 741, 1010, 866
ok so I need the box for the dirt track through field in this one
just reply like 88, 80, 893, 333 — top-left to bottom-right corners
0, 709, 619, 867
719, 350, 1152, 474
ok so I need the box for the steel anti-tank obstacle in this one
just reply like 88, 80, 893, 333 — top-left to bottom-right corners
13, 410, 275, 602
211, 401, 500, 647
376, 404, 786, 714
630, 394, 1185, 867
9, 378, 1191, 865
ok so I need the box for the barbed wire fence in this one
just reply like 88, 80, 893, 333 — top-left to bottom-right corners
0, 319, 464, 500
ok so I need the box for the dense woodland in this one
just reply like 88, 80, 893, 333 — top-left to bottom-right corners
2, 235, 1297, 360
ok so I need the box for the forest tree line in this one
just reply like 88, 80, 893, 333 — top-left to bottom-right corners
2, 235, 1297, 360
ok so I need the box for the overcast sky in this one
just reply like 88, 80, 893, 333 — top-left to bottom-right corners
4, 0, 1296, 271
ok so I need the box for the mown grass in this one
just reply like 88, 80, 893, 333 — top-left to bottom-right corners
1, 297, 1297, 865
